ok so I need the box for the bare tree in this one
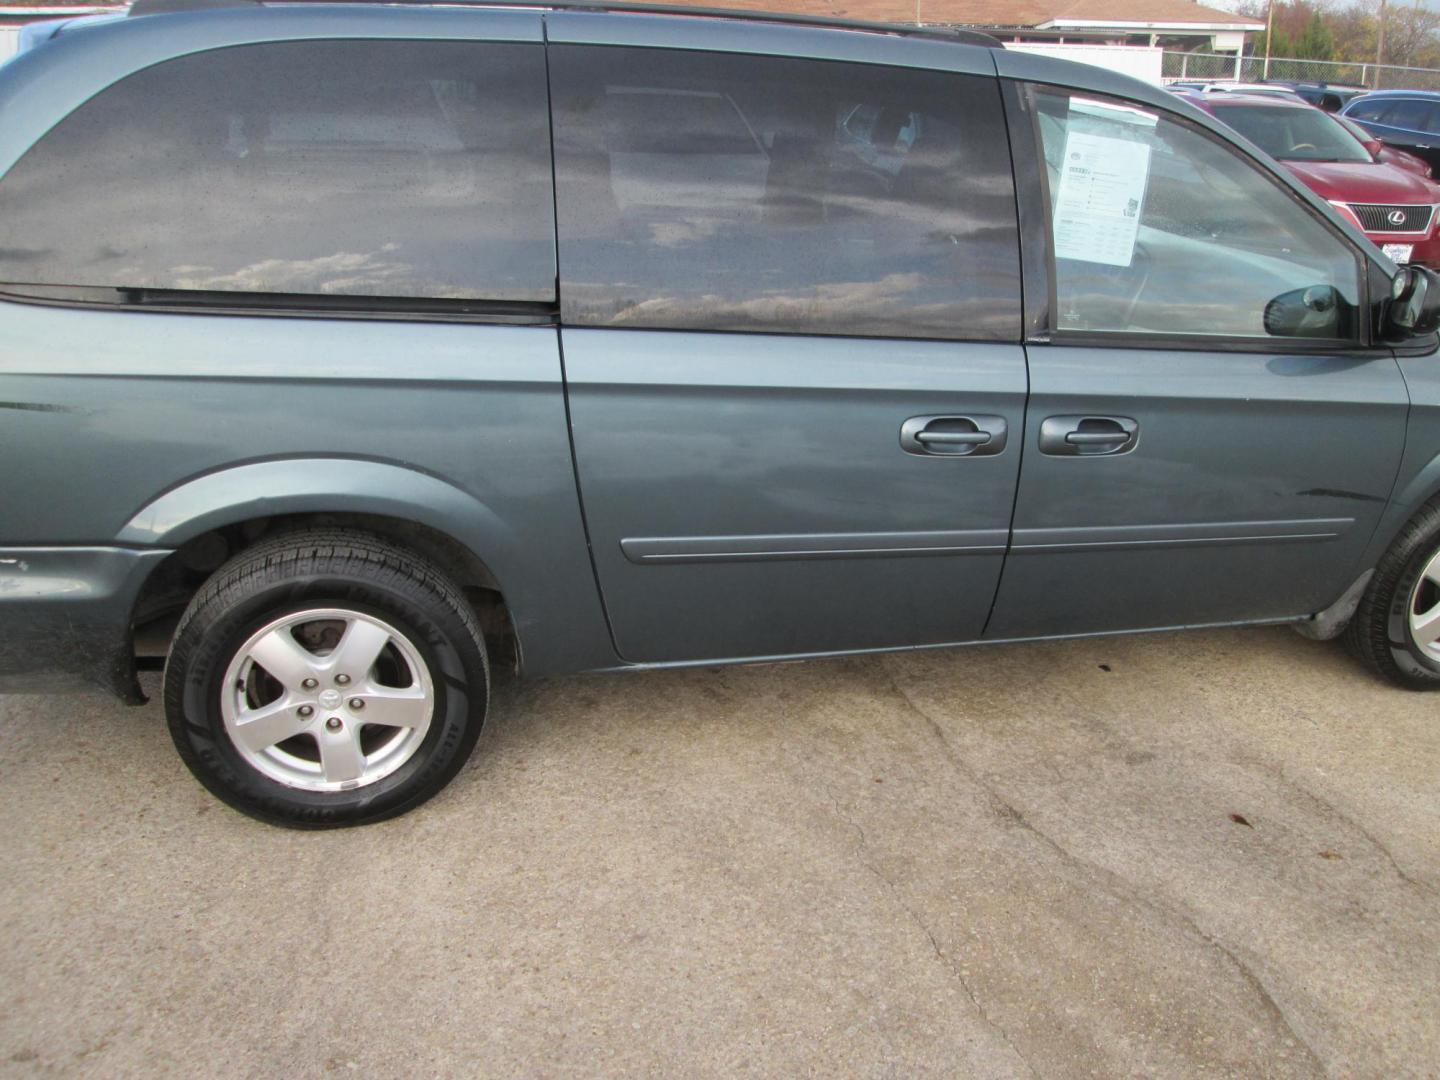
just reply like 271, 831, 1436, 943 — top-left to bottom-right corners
1378, 0, 1440, 69
1305, 0, 1440, 71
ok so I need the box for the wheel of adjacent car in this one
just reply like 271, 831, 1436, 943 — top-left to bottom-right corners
163, 530, 489, 827
1346, 498, 1440, 689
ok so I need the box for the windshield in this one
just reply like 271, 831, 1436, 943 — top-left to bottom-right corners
1218, 104, 1371, 162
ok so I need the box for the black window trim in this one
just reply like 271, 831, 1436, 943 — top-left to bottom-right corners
0, 282, 559, 325
1004, 79, 1379, 356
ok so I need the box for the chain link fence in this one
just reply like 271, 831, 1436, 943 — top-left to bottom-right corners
1162, 50, 1440, 91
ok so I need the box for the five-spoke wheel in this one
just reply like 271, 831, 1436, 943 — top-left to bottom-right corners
222, 609, 434, 792
165, 531, 489, 827
1408, 548, 1440, 664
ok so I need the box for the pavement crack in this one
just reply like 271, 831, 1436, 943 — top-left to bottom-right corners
822, 781, 1037, 1079
877, 659, 1330, 1078
1240, 756, 1433, 896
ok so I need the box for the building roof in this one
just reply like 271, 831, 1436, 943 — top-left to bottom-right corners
619, 0, 1262, 29
943, 0, 1260, 28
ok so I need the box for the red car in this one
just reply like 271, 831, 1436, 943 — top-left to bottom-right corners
1176, 90, 1440, 268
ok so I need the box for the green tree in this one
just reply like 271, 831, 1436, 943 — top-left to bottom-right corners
1247, 2, 1336, 60
1293, 11, 1335, 61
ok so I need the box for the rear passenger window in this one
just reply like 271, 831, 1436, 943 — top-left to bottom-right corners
550, 47, 1020, 341
0, 40, 555, 301
1384, 99, 1432, 132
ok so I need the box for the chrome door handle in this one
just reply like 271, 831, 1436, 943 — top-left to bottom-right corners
1038, 415, 1139, 457
900, 415, 1008, 457
916, 431, 991, 446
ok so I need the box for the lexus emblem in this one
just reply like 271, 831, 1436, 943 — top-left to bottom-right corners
1388, 209, 1408, 226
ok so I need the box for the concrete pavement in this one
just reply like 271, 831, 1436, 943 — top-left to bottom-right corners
2, 626, 1437, 1077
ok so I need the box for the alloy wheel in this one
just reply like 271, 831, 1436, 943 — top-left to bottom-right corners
219, 608, 434, 792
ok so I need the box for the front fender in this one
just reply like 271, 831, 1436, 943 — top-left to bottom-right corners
1364, 351, 1440, 570
1362, 446, 1440, 571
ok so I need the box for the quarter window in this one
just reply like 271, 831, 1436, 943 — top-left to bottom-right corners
0, 40, 555, 301
1034, 89, 1361, 341
1343, 100, 1388, 123
550, 47, 1021, 341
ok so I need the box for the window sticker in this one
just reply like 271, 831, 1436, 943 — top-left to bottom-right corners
1052, 129, 1153, 268
1051, 99, 1157, 268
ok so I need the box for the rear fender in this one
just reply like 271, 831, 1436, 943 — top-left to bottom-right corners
119, 457, 615, 675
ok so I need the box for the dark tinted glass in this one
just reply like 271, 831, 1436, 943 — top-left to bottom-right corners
1345, 100, 1390, 123
1384, 98, 1432, 132
550, 46, 1020, 340
0, 41, 555, 300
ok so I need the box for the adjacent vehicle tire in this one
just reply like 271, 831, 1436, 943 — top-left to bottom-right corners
1347, 499, 1440, 690
164, 530, 489, 827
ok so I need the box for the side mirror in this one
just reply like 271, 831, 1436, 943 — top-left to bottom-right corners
1264, 284, 1342, 338
1384, 265, 1440, 340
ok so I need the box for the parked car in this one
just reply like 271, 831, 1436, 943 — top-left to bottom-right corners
1176, 89, 1440, 267
4, 0, 1440, 828
1343, 89, 1440, 173
1335, 113, 1433, 179
1166, 80, 1308, 104
1264, 80, 1367, 113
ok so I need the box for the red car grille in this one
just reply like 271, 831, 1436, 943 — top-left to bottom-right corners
1350, 203, 1435, 234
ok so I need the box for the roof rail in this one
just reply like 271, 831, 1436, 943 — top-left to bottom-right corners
126, 0, 1005, 48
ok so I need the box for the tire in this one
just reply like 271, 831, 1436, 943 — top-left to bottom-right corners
163, 529, 489, 827
1346, 498, 1440, 690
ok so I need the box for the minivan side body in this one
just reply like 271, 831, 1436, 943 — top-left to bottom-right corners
0, 2, 1424, 693
3, 2, 1440, 825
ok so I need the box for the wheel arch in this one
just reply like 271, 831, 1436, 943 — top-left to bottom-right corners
123, 458, 529, 675
119, 457, 516, 551
1360, 450, 1440, 572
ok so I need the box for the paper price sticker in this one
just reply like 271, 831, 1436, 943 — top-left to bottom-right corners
1052, 130, 1152, 268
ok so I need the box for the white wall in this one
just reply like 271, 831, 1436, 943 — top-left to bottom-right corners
1007, 43, 1165, 85
0, 28, 21, 64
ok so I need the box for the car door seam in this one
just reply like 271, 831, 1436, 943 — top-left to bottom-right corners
543, 18, 626, 661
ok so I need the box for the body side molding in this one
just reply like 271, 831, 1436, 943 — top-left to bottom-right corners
1010, 518, 1355, 554
620, 529, 1007, 564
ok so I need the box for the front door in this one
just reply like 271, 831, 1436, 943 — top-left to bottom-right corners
548, 38, 1027, 662
987, 84, 1409, 639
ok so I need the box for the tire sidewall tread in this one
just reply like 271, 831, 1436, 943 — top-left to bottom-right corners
163, 529, 489, 828
1346, 499, 1440, 690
